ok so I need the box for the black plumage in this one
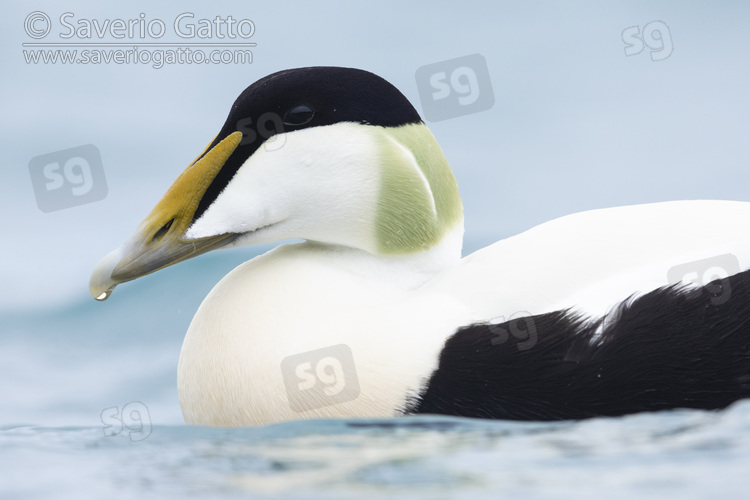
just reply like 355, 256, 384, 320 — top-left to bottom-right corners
409, 270, 750, 420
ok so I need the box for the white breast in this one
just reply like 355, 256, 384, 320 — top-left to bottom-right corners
177, 242, 468, 427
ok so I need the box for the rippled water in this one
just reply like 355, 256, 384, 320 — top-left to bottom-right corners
3, 405, 750, 499
2, 251, 749, 498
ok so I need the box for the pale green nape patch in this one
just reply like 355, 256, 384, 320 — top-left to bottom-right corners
373, 123, 463, 254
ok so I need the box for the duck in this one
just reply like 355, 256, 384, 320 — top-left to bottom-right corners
90, 66, 750, 427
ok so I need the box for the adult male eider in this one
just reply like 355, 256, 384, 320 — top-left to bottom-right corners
90, 67, 750, 427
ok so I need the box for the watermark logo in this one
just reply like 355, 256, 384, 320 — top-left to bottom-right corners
28, 144, 107, 212
100, 401, 152, 442
667, 253, 739, 305
280, 344, 360, 412
622, 21, 673, 62
25, 11, 52, 39
235, 104, 316, 152
237, 112, 286, 151
22, 12, 256, 69
415, 53, 494, 122
488, 311, 538, 350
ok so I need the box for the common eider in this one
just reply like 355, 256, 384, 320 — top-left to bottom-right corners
90, 67, 750, 426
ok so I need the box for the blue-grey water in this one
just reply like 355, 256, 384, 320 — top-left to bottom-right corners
4, 406, 750, 500
2, 250, 750, 499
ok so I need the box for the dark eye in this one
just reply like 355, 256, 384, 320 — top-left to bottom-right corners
283, 105, 314, 126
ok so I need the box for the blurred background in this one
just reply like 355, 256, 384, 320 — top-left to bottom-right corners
2, 1, 749, 427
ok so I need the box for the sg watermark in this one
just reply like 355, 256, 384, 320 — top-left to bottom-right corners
101, 401, 152, 442
667, 254, 739, 305
22, 11, 256, 69
28, 144, 107, 212
236, 113, 286, 151
415, 53, 494, 122
280, 344, 360, 412
622, 21, 673, 62
488, 311, 538, 351
234, 105, 315, 152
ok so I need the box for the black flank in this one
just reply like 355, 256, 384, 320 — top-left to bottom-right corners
408, 270, 750, 420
